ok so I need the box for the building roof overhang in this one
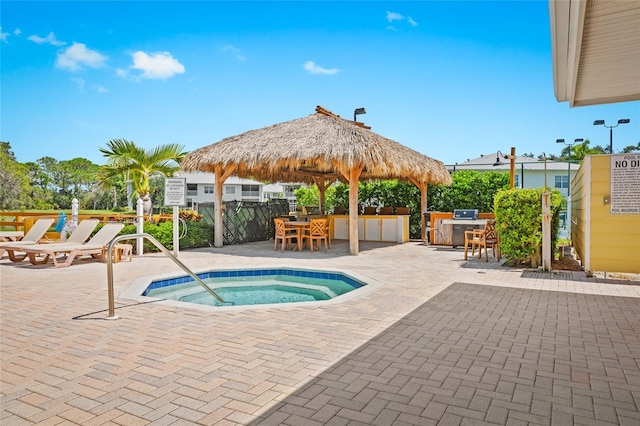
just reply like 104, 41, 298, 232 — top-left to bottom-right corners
550, 0, 640, 107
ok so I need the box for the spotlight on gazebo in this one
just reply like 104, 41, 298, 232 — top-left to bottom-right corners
354, 107, 366, 122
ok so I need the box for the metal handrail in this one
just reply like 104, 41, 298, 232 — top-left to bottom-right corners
105, 233, 225, 319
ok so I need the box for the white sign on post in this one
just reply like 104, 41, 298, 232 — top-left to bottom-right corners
164, 177, 186, 258
164, 178, 187, 207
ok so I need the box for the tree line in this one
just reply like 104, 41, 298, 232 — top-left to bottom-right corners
0, 140, 184, 213
1, 138, 637, 212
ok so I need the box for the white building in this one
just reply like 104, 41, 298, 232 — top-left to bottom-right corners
262, 182, 307, 212
261, 182, 305, 203
448, 152, 579, 197
179, 172, 264, 211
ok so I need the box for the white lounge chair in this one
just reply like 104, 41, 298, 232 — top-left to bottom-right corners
17, 223, 125, 267
0, 218, 54, 260
3, 219, 100, 263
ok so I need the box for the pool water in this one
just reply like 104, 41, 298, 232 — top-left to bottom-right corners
143, 268, 366, 307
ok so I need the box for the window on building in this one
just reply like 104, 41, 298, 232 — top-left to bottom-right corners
555, 175, 568, 189
187, 183, 197, 196
203, 185, 214, 194
514, 174, 520, 188
225, 186, 235, 194
242, 184, 260, 198
284, 185, 300, 197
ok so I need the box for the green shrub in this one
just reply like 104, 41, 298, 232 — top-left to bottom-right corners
119, 220, 213, 252
494, 188, 562, 267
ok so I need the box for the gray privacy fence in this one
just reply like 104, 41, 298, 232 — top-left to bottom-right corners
199, 199, 290, 245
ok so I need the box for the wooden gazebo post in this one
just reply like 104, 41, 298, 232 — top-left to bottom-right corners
312, 176, 331, 214
411, 179, 428, 242
339, 165, 363, 255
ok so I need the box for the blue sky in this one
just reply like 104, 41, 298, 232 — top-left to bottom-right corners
2, 1, 638, 168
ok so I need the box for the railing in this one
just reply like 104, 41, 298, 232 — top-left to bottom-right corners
105, 233, 225, 320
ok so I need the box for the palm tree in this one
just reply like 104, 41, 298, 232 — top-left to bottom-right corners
558, 139, 606, 162
98, 139, 186, 218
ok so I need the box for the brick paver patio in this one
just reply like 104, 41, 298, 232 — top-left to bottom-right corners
1, 240, 639, 425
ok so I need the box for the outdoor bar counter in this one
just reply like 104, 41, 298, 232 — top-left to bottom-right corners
329, 214, 409, 243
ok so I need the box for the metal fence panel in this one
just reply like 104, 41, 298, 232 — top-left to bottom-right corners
198, 200, 290, 245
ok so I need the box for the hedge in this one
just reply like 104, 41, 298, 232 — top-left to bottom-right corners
494, 188, 562, 267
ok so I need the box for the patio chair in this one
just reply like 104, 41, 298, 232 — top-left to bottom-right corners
302, 218, 329, 252
18, 222, 124, 267
3, 219, 100, 262
464, 220, 500, 262
274, 218, 297, 252
0, 218, 54, 260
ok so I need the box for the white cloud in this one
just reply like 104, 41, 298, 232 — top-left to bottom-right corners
14, 29, 22, 36
28, 32, 66, 46
221, 44, 246, 61
0, 27, 9, 43
96, 86, 108, 93
71, 77, 85, 90
130, 51, 185, 80
386, 11, 404, 22
386, 11, 418, 28
56, 42, 107, 71
302, 61, 339, 76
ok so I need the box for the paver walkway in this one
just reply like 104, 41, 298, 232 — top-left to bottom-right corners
1, 240, 639, 425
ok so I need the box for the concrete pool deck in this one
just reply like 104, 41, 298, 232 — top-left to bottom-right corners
1, 240, 639, 425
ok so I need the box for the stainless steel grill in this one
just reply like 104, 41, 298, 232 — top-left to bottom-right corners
453, 209, 479, 220
452, 209, 479, 247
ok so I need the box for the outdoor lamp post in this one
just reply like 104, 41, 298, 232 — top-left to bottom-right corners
492, 147, 516, 189
556, 138, 584, 197
540, 152, 548, 189
354, 107, 366, 122
593, 118, 630, 154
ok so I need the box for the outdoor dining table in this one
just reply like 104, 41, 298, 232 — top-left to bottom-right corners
0, 231, 24, 242
284, 221, 310, 251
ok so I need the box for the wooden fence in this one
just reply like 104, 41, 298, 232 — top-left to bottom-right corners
0, 212, 171, 240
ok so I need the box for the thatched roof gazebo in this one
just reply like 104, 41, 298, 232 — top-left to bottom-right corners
181, 106, 452, 255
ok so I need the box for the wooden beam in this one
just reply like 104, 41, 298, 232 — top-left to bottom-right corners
296, 169, 340, 179
337, 165, 351, 182
312, 176, 330, 214
510, 147, 516, 189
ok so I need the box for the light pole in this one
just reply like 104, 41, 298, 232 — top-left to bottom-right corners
493, 147, 516, 189
556, 138, 584, 196
593, 118, 630, 154
354, 107, 366, 122
540, 152, 548, 189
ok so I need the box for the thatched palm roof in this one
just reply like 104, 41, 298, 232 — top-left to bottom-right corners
181, 106, 452, 186
181, 106, 452, 255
